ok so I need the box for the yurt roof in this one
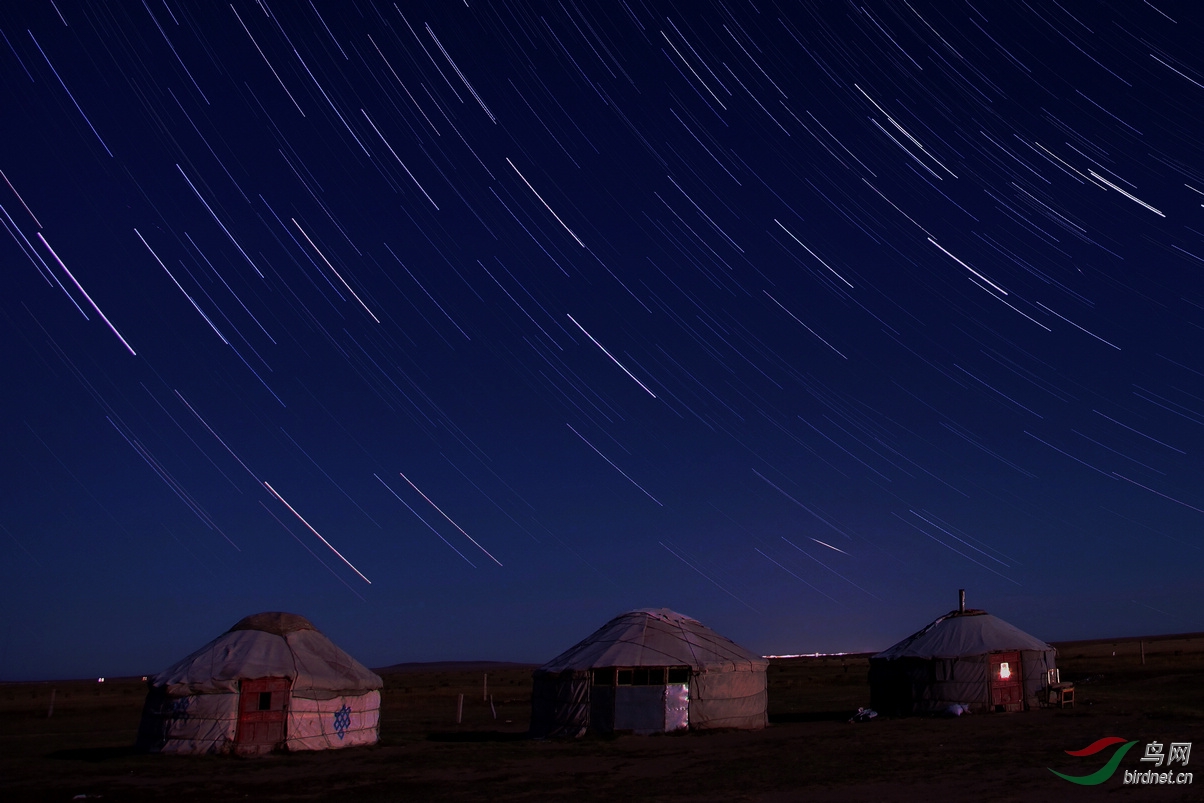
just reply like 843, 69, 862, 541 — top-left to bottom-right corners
150, 611, 382, 695
873, 609, 1054, 661
538, 608, 768, 673
228, 611, 317, 636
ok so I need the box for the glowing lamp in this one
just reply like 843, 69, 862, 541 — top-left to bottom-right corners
998, 662, 1010, 680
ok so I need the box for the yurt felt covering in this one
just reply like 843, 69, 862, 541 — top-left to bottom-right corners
137, 612, 382, 754
531, 608, 768, 737
869, 609, 1056, 715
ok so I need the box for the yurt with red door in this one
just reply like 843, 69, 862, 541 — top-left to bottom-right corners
869, 592, 1057, 715
136, 612, 382, 754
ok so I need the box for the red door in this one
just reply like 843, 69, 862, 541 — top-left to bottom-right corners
237, 677, 290, 752
989, 652, 1023, 712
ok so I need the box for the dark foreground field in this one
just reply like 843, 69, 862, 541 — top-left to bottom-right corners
2, 634, 1202, 802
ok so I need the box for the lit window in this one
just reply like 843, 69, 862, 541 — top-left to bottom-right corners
998, 662, 1011, 680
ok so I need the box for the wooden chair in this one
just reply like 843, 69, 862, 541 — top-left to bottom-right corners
1045, 668, 1074, 708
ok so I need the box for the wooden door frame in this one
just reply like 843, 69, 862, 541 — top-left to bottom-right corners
235, 676, 291, 750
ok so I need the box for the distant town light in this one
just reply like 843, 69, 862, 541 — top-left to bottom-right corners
97, 677, 105, 683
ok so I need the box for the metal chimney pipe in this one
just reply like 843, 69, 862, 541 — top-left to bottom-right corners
959, 589, 966, 613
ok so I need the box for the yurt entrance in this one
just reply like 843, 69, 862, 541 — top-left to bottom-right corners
236, 677, 290, 752
989, 652, 1023, 712
593, 667, 690, 733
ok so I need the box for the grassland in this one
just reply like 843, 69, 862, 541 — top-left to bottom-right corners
1, 634, 1201, 801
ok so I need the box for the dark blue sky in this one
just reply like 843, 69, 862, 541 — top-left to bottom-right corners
3, 1, 1203, 680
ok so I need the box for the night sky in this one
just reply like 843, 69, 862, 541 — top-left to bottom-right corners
3, 1, 1203, 681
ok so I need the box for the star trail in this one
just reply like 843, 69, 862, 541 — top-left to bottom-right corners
2, 1, 1203, 679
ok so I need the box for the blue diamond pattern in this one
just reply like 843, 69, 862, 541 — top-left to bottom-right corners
332, 704, 351, 740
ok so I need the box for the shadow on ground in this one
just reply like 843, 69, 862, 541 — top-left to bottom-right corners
770, 710, 856, 724
48, 745, 139, 762
427, 730, 531, 743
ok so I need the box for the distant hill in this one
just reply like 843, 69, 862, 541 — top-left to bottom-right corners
374, 660, 536, 674
1050, 631, 1204, 649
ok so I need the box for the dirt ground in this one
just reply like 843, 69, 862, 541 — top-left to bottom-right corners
2, 634, 1202, 801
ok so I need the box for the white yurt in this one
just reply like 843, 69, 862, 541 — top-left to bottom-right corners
136, 612, 382, 754
530, 608, 768, 737
869, 593, 1057, 715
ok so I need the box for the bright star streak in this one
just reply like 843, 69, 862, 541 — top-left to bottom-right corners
258, 501, 366, 601
662, 541, 758, 611
908, 510, 1012, 567
173, 390, 260, 481
37, 233, 136, 355
1, 168, 42, 228
566, 423, 664, 506
263, 481, 371, 583
755, 547, 838, 603
230, 4, 305, 116
773, 219, 853, 288
176, 164, 262, 277
928, 237, 1008, 295
566, 313, 658, 397
1113, 473, 1204, 515
426, 23, 496, 123
1088, 170, 1165, 217
763, 292, 847, 359
782, 537, 881, 599
1035, 301, 1121, 350
374, 473, 476, 567
3, 203, 83, 313
506, 158, 585, 247
360, 108, 440, 209
398, 471, 503, 566
292, 218, 381, 323
28, 30, 113, 157
135, 229, 228, 344
893, 513, 1020, 584
810, 538, 849, 555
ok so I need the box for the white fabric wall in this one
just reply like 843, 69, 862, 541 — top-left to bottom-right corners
690, 667, 768, 730
153, 692, 239, 754
285, 691, 381, 751
143, 689, 380, 753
